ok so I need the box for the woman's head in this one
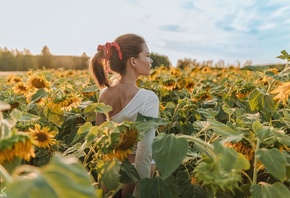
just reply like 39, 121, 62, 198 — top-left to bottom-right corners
89, 33, 146, 87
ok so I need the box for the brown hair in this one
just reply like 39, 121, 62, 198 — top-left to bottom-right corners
89, 33, 145, 88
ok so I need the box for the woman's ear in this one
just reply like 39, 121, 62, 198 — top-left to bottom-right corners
129, 57, 136, 68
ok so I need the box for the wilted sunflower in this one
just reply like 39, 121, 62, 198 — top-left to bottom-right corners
270, 82, 290, 106
12, 82, 30, 95
47, 93, 82, 112
192, 91, 212, 102
28, 124, 57, 148
107, 125, 139, 161
26, 74, 51, 89
0, 135, 35, 164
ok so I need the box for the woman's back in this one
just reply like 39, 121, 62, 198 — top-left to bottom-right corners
99, 84, 140, 118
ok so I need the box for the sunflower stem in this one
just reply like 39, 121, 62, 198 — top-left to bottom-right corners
195, 122, 210, 138
167, 103, 181, 134
83, 142, 98, 167
177, 135, 216, 162
252, 138, 261, 186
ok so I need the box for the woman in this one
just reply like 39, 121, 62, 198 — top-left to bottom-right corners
89, 33, 159, 197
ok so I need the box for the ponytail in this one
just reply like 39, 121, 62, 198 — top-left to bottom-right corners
89, 51, 110, 88
89, 42, 123, 88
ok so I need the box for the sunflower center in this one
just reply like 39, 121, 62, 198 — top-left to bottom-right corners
118, 129, 138, 150
19, 85, 27, 91
32, 79, 46, 88
36, 132, 48, 142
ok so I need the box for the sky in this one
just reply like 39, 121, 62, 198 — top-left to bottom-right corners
1, 0, 290, 67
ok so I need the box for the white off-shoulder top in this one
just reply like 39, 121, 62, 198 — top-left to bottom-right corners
110, 88, 159, 180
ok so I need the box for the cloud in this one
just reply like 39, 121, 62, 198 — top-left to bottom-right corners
159, 25, 188, 32
1, 0, 289, 66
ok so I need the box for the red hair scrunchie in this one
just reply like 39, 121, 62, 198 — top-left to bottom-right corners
97, 42, 122, 60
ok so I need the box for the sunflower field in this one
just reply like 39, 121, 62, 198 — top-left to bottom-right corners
1, 50, 290, 198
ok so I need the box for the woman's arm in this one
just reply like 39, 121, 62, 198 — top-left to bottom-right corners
135, 92, 159, 179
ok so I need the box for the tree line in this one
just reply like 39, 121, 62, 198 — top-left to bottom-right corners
1, 45, 252, 71
0, 46, 171, 71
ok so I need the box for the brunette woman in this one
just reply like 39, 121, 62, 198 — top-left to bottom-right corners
89, 33, 159, 197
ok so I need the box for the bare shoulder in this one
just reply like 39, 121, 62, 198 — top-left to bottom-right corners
98, 87, 118, 103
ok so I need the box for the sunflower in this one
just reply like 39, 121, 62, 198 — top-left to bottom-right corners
0, 135, 35, 164
7, 75, 22, 84
270, 82, 290, 105
82, 91, 95, 98
224, 141, 254, 161
12, 82, 30, 95
106, 125, 139, 161
192, 91, 212, 102
170, 67, 181, 77
179, 78, 195, 91
162, 79, 176, 91
28, 124, 57, 148
26, 74, 51, 89
47, 93, 82, 112
201, 66, 212, 74
236, 91, 250, 99
25, 91, 47, 105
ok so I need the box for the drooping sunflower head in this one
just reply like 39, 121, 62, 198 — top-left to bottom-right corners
27, 74, 51, 89
106, 124, 139, 161
47, 92, 82, 112
0, 133, 35, 164
28, 124, 57, 148
270, 82, 290, 106
192, 91, 212, 103
118, 126, 138, 150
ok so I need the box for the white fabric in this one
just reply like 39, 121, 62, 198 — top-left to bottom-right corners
110, 88, 159, 196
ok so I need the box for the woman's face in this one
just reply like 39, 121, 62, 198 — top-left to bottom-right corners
135, 43, 153, 76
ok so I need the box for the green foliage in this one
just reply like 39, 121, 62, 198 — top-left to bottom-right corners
251, 182, 290, 198
140, 176, 176, 198
5, 153, 96, 198
2, 50, 290, 197
152, 133, 188, 179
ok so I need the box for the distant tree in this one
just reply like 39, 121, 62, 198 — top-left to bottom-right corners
0, 47, 14, 71
176, 58, 199, 69
39, 45, 53, 68
41, 45, 52, 56
23, 48, 32, 55
150, 52, 171, 68
78, 52, 89, 70
15, 49, 23, 70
